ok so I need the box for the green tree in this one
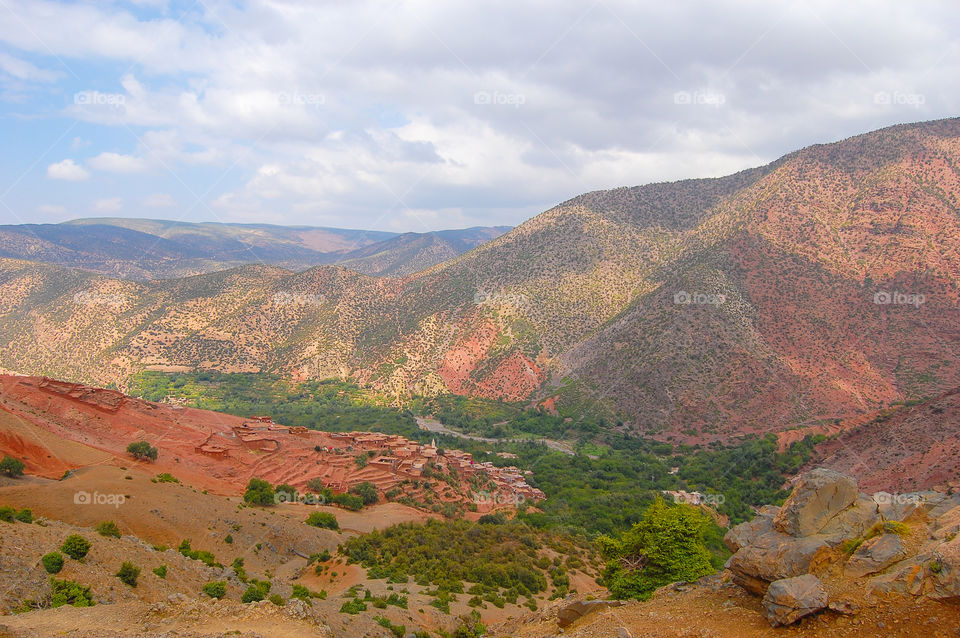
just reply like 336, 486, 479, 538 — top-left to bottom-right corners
243, 478, 276, 506
0, 455, 24, 477
202, 581, 227, 598
305, 511, 340, 531
349, 481, 379, 506
597, 498, 714, 600
126, 441, 158, 461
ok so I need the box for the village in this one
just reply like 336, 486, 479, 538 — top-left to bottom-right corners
194, 416, 544, 509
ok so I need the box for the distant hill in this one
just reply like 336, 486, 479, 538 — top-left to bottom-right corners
0, 219, 510, 279
1, 117, 959, 442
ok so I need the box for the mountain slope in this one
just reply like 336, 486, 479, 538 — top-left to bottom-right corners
1, 118, 959, 441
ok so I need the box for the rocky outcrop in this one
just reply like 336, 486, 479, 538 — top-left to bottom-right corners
726, 467, 960, 626
761, 574, 828, 627
556, 598, 625, 628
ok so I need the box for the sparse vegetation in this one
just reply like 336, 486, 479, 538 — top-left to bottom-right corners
202, 581, 227, 599
0, 455, 25, 477
305, 511, 340, 531
95, 521, 121, 538
115, 562, 141, 587
50, 578, 95, 608
153, 565, 167, 579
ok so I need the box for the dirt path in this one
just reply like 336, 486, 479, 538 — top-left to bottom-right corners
416, 417, 575, 455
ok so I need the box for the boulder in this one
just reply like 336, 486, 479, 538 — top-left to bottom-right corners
723, 506, 777, 553
845, 533, 908, 578
556, 599, 624, 628
761, 574, 828, 626
874, 490, 945, 522
774, 469, 858, 537
725, 531, 831, 594
820, 494, 881, 539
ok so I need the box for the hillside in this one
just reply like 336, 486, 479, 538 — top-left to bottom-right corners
1, 118, 959, 441
0, 219, 509, 280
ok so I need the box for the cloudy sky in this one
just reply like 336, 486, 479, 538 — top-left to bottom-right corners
0, 1, 957, 232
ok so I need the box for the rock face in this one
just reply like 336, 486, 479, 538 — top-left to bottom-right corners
773, 469, 859, 537
726, 467, 960, 626
761, 574, 828, 627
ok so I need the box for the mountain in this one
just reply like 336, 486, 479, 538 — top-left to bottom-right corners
1, 117, 958, 442
0, 219, 510, 280
335, 227, 512, 277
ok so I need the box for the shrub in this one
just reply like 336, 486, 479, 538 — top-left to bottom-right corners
96, 521, 121, 538
116, 562, 141, 587
305, 511, 340, 531
339, 599, 367, 614
50, 578, 94, 608
126, 441, 158, 461
269, 593, 285, 606
41, 552, 64, 574
155, 473, 179, 483
202, 581, 227, 599
243, 478, 276, 506
153, 565, 167, 579
178, 539, 220, 567
0, 506, 15, 522
884, 521, 910, 536
14, 508, 32, 523
241, 581, 270, 603
0, 455, 25, 477
224, 534, 233, 544
375, 615, 406, 638
61, 535, 91, 560
331, 492, 364, 511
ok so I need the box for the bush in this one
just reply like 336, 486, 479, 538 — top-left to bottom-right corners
178, 539, 220, 567
155, 473, 179, 483
41, 552, 64, 574
339, 599, 367, 614
241, 580, 271, 604
349, 482, 379, 506
202, 581, 227, 599
116, 562, 141, 587
61, 535, 91, 560
269, 593, 285, 606
305, 511, 340, 531
126, 441, 158, 461
96, 521, 121, 538
153, 565, 167, 579
0, 506, 15, 522
243, 478, 276, 506
0, 455, 24, 477
50, 578, 94, 608
14, 508, 33, 523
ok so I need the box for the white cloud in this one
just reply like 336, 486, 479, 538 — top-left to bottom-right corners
93, 197, 124, 213
0, 52, 59, 82
46, 159, 90, 181
142, 193, 175, 208
36, 204, 67, 215
88, 152, 147, 173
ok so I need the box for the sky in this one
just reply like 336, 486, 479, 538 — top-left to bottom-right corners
0, 1, 958, 233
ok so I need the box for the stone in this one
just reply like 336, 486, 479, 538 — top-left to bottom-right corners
845, 533, 908, 578
820, 494, 881, 539
761, 574, 828, 627
725, 531, 831, 594
773, 469, 858, 537
724, 507, 777, 553
556, 599, 624, 628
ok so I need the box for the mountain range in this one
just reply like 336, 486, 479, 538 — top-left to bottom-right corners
0, 117, 958, 442
0, 218, 510, 280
